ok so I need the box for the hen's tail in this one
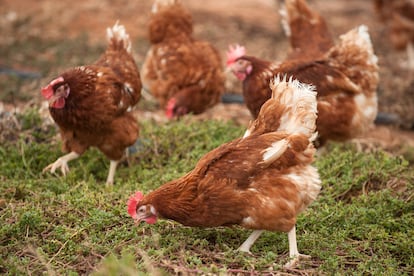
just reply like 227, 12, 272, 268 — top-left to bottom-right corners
280, 0, 333, 56
280, 0, 326, 39
334, 25, 378, 65
151, 0, 177, 13
327, 25, 379, 92
244, 75, 318, 141
106, 21, 132, 54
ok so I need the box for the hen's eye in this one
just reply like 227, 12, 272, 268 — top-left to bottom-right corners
138, 206, 145, 213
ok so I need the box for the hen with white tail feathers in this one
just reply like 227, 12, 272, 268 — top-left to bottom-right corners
228, 23, 379, 147
128, 77, 321, 268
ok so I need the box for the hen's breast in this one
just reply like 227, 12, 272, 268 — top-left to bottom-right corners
50, 66, 129, 130
286, 165, 321, 212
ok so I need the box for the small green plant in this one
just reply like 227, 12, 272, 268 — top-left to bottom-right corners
18, 210, 43, 233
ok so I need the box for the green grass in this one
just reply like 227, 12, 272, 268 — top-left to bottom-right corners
0, 113, 413, 275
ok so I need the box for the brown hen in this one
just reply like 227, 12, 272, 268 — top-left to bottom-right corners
227, 24, 379, 147
141, 0, 225, 118
373, 0, 414, 69
128, 76, 321, 268
41, 22, 141, 185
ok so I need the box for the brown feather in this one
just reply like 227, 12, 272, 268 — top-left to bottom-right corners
231, 25, 378, 147
141, 1, 225, 117
282, 0, 334, 60
46, 23, 141, 161
136, 78, 320, 233
374, 0, 414, 49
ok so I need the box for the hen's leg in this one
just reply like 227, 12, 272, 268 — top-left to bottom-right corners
400, 42, 414, 69
105, 160, 119, 186
284, 225, 311, 269
43, 152, 80, 176
407, 42, 414, 70
238, 230, 264, 253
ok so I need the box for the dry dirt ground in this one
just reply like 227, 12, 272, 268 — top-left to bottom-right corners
1, 0, 414, 153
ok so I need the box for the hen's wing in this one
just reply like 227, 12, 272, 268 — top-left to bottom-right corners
141, 42, 195, 106
194, 77, 318, 189
141, 40, 224, 109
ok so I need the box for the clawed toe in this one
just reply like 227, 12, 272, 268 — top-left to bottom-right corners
42, 152, 79, 178
237, 247, 253, 255
42, 164, 53, 174
42, 159, 70, 176
284, 254, 311, 269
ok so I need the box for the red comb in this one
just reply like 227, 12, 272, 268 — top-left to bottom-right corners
226, 44, 246, 66
41, 85, 53, 100
127, 191, 144, 219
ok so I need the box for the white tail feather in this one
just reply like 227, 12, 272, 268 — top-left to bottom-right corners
336, 25, 378, 66
106, 21, 132, 54
255, 76, 318, 164
279, 3, 291, 38
152, 0, 177, 13
242, 129, 251, 138
271, 75, 318, 140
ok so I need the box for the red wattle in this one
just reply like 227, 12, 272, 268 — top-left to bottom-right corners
52, 98, 66, 109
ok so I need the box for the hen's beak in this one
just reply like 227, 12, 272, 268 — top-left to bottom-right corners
48, 93, 63, 105
136, 206, 158, 224
135, 212, 150, 223
48, 85, 70, 105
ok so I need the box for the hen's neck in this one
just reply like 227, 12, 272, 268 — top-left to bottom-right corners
144, 174, 198, 224
49, 68, 97, 126
242, 56, 274, 75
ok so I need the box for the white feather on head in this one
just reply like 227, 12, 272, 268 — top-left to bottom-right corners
338, 24, 378, 66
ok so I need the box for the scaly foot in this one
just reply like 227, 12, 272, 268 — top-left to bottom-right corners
42, 158, 70, 176
42, 152, 79, 177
